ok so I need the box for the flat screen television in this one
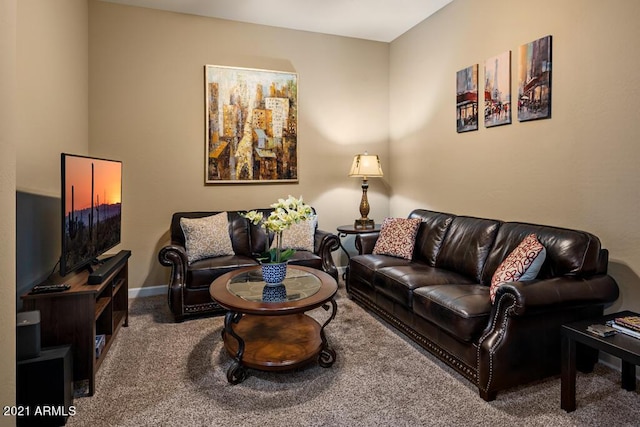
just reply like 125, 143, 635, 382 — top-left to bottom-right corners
60, 153, 122, 277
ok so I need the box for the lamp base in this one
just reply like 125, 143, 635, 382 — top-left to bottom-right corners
354, 218, 375, 229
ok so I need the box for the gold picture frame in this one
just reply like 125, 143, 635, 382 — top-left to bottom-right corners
204, 65, 298, 184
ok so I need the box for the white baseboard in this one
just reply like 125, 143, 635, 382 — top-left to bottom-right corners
128, 285, 166, 299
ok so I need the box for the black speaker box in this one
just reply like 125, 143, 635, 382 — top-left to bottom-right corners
17, 345, 74, 426
17, 310, 41, 361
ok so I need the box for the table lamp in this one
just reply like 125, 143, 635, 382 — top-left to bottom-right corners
349, 152, 383, 229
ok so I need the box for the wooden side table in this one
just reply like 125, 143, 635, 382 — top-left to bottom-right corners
337, 224, 382, 235
561, 310, 640, 412
336, 224, 381, 256
336, 224, 381, 280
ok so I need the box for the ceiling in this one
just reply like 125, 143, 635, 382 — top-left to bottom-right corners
100, 0, 453, 42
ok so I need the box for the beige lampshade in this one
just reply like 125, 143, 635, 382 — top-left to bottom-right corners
348, 153, 383, 178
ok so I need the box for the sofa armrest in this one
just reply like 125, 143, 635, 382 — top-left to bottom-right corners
158, 243, 188, 271
493, 275, 619, 315
476, 274, 619, 399
314, 229, 340, 281
355, 232, 380, 255
158, 243, 189, 318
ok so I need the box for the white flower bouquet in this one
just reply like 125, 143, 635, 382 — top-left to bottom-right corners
243, 195, 313, 263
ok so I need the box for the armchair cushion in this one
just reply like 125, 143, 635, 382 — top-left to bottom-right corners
180, 212, 235, 264
271, 215, 317, 252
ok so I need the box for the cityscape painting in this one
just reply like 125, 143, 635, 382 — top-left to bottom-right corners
518, 35, 552, 122
456, 64, 479, 133
204, 65, 298, 184
484, 51, 511, 128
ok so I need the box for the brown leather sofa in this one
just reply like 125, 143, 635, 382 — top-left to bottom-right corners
158, 209, 340, 321
347, 209, 619, 401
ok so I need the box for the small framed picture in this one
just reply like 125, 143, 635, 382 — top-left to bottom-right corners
517, 35, 552, 122
456, 64, 479, 133
484, 51, 512, 128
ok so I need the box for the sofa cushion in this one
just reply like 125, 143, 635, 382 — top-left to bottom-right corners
435, 216, 501, 282
490, 234, 546, 303
172, 211, 252, 257
187, 255, 259, 288
519, 247, 546, 281
374, 265, 474, 308
349, 254, 414, 290
180, 212, 235, 264
481, 222, 604, 285
409, 210, 455, 266
412, 284, 492, 342
373, 217, 422, 260
271, 216, 317, 252
248, 207, 320, 256
287, 250, 323, 272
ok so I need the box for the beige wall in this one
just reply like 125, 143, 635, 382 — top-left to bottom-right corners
9, 0, 88, 418
1, 0, 17, 421
15, 0, 89, 294
88, 1, 390, 288
389, 0, 640, 312
17, 0, 89, 195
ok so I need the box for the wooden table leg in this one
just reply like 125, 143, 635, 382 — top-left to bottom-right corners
561, 334, 577, 412
621, 361, 636, 391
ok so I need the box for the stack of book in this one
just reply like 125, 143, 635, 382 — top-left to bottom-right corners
608, 315, 640, 339
587, 324, 617, 337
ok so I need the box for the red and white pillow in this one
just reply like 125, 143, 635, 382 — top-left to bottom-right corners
490, 234, 546, 303
372, 217, 422, 260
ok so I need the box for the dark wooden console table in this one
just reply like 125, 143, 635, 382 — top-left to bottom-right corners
21, 253, 130, 396
561, 310, 640, 412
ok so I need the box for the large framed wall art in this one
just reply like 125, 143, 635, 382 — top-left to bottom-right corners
456, 64, 479, 133
204, 65, 298, 184
517, 35, 552, 122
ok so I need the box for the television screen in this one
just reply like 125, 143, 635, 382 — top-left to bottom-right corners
61, 153, 122, 276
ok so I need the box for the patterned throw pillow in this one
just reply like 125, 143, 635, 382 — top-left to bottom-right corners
372, 217, 422, 260
272, 216, 317, 252
180, 212, 235, 264
490, 234, 546, 303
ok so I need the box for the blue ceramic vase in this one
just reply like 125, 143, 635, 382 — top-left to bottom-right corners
261, 262, 287, 286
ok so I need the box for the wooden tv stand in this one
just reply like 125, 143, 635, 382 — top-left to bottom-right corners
21, 251, 131, 396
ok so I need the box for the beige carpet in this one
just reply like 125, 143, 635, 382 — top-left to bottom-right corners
67, 289, 639, 426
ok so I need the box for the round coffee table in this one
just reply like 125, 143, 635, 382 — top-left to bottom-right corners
210, 265, 338, 384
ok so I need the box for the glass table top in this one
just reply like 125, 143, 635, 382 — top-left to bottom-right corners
227, 267, 322, 303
